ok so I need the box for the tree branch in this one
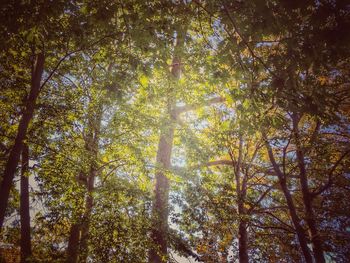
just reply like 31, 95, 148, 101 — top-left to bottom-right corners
172, 97, 225, 117
312, 148, 350, 197
40, 34, 117, 91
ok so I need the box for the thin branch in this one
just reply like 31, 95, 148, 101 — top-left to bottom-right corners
222, 3, 275, 76
250, 223, 295, 234
312, 148, 350, 197
173, 97, 225, 117
39, 50, 77, 90
248, 185, 273, 213
40, 34, 117, 91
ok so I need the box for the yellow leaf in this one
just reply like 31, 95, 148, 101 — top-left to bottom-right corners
139, 75, 149, 87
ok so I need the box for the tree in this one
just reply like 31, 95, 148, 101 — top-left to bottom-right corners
20, 144, 31, 263
1, 1, 349, 262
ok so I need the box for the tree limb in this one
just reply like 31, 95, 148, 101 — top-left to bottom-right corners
172, 97, 225, 117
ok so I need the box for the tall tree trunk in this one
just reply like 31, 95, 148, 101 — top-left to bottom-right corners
238, 219, 248, 263
66, 108, 102, 263
149, 128, 175, 263
234, 136, 248, 263
79, 108, 101, 263
292, 114, 325, 263
67, 223, 81, 263
20, 144, 31, 263
0, 53, 45, 229
79, 155, 98, 262
149, 28, 186, 263
264, 136, 313, 263
237, 194, 248, 263
66, 170, 86, 263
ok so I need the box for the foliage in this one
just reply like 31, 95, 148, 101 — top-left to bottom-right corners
0, 1, 349, 262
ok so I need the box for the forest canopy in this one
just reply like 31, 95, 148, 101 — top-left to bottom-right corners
0, 0, 349, 262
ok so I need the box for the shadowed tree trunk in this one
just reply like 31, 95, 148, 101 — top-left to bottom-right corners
0, 53, 45, 229
79, 112, 101, 262
238, 219, 248, 263
66, 107, 102, 263
233, 136, 248, 263
20, 143, 31, 263
264, 135, 313, 263
292, 114, 325, 263
67, 223, 81, 263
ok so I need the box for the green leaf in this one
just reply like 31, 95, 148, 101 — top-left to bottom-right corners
139, 75, 149, 87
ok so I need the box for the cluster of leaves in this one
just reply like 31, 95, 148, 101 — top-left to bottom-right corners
0, 0, 349, 263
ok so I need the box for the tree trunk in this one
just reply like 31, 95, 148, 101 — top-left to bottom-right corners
0, 53, 45, 229
292, 114, 325, 263
233, 136, 249, 263
66, 170, 86, 263
67, 223, 81, 263
79, 164, 97, 262
79, 108, 101, 263
237, 190, 248, 263
20, 144, 31, 263
264, 137, 313, 263
66, 107, 102, 263
149, 28, 186, 263
149, 129, 175, 263
238, 219, 248, 263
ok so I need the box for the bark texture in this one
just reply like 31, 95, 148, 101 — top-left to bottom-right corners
238, 220, 248, 263
234, 137, 249, 263
20, 144, 31, 263
0, 53, 44, 229
67, 223, 81, 263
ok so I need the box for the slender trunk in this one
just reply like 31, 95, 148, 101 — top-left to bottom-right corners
66, 108, 102, 263
0, 53, 45, 229
238, 189, 248, 263
20, 144, 31, 263
234, 136, 249, 263
67, 223, 81, 263
66, 171, 85, 263
149, 129, 175, 263
238, 219, 248, 263
292, 115, 325, 263
264, 137, 313, 263
149, 28, 185, 263
79, 109, 101, 263
79, 165, 97, 262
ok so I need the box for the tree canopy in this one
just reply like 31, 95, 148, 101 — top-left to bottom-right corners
0, 1, 349, 262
